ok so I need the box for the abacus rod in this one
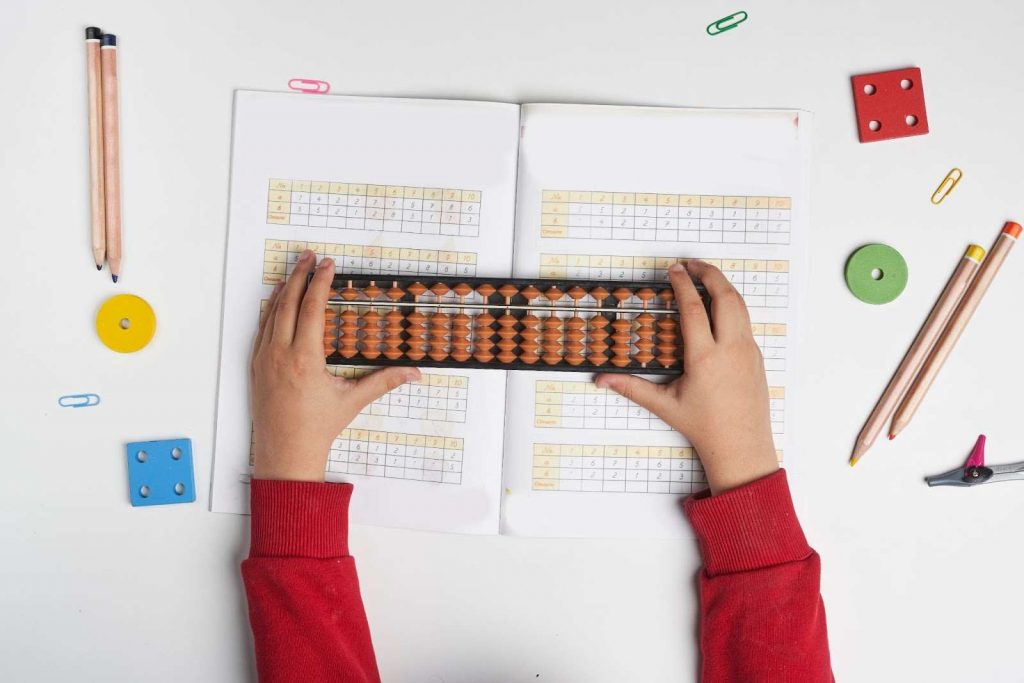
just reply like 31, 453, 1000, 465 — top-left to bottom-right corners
327, 300, 681, 315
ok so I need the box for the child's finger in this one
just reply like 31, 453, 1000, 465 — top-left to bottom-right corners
594, 373, 673, 424
685, 259, 751, 340
349, 366, 421, 407
253, 283, 283, 355
294, 257, 335, 352
668, 262, 713, 353
271, 249, 316, 346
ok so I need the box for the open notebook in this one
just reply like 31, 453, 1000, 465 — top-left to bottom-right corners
212, 91, 810, 538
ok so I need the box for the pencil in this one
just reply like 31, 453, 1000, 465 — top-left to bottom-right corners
890, 221, 1022, 439
100, 33, 122, 283
849, 245, 984, 466
86, 26, 105, 271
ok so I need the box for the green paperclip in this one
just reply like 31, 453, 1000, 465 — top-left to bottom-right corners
706, 11, 748, 35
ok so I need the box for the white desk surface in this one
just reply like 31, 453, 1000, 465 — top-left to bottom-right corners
4, 1, 1024, 680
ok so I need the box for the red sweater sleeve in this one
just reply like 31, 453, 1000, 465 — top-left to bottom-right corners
241, 480, 380, 683
684, 469, 833, 682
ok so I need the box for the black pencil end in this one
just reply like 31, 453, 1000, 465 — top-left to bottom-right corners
86, 27, 103, 40
112, 274, 119, 283
96, 264, 102, 271
101, 34, 117, 47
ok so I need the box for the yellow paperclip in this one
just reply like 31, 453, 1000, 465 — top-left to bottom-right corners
931, 168, 963, 204
707, 10, 748, 36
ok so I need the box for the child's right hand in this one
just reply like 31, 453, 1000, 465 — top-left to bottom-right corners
595, 260, 778, 495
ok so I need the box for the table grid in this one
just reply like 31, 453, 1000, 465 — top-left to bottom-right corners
263, 239, 478, 285
267, 179, 482, 236
532, 443, 705, 494
534, 382, 785, 434
330, 367, 468, 423
540, 191, 791, 244
540, 255, 790, 308
328, 429, 464, 484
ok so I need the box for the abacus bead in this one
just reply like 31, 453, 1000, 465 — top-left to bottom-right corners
340, 287, 359, 301
408, 282, 428, 297
567, 286, 587, 301
386, 286, 405, 301
430, 283, 449, 297
590, 287, 609, 302
453, 283, 472, 297
612, 287, 632, 302
636, 288, 656, 302
520, 285, 541, 300
658, 288, 674, 304
363, 285, 382, 300
498, 284, 518, 299
543, 287, 562, 302
610, 354, 632, 368
476, 283, 496, 298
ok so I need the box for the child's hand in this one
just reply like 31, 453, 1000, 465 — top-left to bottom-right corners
250, 250, 420, 482
595, 260, 777, 494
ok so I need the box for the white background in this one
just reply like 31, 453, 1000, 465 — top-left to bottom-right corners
3, 1, 1024, 681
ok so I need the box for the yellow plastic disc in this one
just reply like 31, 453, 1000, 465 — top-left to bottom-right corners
96, 294, 156, 353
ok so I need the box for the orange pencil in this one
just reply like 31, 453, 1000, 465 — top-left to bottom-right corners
86, 27, 105, 270
100, 33, 122, 282
849, 244, 984, 465
890, 222, 1022, 439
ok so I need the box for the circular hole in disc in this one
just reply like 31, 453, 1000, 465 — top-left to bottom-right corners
119, 318, 131, 330
868, 120, 881, 132
871, 268, 883, 280
174, 483, 186, 496
171, 447, 182, 460
136, 450, 147, 462
900, 78, 913, 90
139, 485, 150, 498
863, 84, 876, 95
905, 115, 918, 126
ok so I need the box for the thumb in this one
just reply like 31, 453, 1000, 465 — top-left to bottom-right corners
594, 373, 673, 423
350, 366, 421, 406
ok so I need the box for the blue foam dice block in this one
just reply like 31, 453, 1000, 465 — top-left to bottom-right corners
126, 438, 196, 506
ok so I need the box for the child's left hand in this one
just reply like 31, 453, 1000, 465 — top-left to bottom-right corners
250, 250, 420, 482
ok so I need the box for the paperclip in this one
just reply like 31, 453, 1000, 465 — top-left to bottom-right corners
706, 10, 748, 35
288, 78, 330, 94
58, 393, 101, 408
931, 167, 963, 205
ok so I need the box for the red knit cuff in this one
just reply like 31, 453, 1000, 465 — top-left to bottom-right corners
248, 479, 353, 559
684, 469, 811, 577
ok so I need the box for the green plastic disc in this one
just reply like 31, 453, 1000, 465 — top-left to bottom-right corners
845, 244, 908, 304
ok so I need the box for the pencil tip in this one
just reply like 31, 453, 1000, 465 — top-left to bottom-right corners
888, 433, 895, 441
111, 274, 118, 283
96, 264, 102, 271
849, 456, 859, 467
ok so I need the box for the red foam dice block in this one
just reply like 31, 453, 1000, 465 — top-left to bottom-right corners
851, 67, 929, 143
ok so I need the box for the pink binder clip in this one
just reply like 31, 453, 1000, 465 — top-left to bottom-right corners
288, 78, 330, 94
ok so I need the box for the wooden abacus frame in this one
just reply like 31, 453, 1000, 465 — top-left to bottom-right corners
323, 275, 710, 374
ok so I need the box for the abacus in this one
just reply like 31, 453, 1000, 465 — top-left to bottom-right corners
323, 275, 709, 374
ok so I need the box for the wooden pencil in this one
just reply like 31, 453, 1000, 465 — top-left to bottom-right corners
849, 244, 984, 465
85, 27, 105, 271
890, 222, 1022, 439
100, 33, 122, 282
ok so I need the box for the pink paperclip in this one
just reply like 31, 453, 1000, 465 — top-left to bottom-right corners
288, 78, 330, 94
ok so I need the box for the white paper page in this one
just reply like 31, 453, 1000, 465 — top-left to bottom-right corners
500, 104, 811, 538
212, 91, 519, 535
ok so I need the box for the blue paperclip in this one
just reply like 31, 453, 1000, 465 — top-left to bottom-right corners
706, 10, 748, 35
58, 393, 101, 408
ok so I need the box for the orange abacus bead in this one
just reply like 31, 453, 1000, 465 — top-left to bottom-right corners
473, 311, 496, 363
451, 313, 472, 362
384, 310, 404, 360
430, 283, 449, 298
428, 311, 449, 361
405, 310, 428, 361
386, 286, 405, 301
363, 284, 382, 300
612, 287, 632, 303
498, 284, 518, 300
610, 317, 632, 368
339, 309, 359, 359
340, 287, 359, 301
656, 317, 680, 368
453, 283, 472, 298
360, 310, 382, 359
408, 282, 428, 297
476, 283, 496, 300
542, 286, 562, 303
567, 286, 587, 302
